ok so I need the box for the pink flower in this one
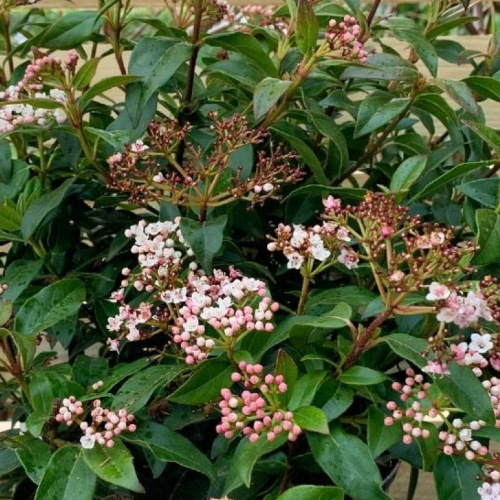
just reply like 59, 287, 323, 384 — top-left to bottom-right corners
426, 282, 451, 301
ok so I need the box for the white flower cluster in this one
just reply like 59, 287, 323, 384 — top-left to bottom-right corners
0, 86, 66, 133
479, 483, 500, 500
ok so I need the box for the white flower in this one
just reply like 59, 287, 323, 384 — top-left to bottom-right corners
290, 225, 308, 248
80, 434, 96, 449
311, 244, 330, 262
464, 351, 485, 366
286, 252, 304, 270
469, 333, 493, 354
478, 482, 500, 500
458, 428, 472, 442
426, 282, 451, 301
337, 248, 358, 270
183, 316, 199, 333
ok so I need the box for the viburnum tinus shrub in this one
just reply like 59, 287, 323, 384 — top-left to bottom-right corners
2, 0, 500, 499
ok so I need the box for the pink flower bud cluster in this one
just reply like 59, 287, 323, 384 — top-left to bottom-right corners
107, 220, 278, 363
326, 16, 368, 63
482, 377, 500, 423
427, 283, 493, 329
55, 396, 84, 426
267, 221, 352, 271
216, 362, 302, 443
439, 419, 488, 461
79, 400, 137, 449
384, 368, 435, 444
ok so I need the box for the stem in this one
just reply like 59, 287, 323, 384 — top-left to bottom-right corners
0, 337, 31, 404
1, 12, 13, 77
176, 0, 204, 167
297, 272, 311, 316
365, 0, 381, 30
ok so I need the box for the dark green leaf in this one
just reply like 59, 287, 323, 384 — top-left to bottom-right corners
433, 454, 482, 500
383, 334, 427, 368
463, 76, 500, 103
8, 435, 51, 484
15, 279, 85, 336
368, 407, 402, 459
296, 0, 319, 55
73, 58, 100, 90
0, 259, 44, 303
390, 155, 428, 194
341, 54, 419, 82
308, 425, 390, 500
79, 75, 141, 110
463, 120, 500, 157
354, 97, 410, 138
253, 77, 292, 120
72, 355, 109, 389
433, 78, 479, 117
35, 445, 96, 500
0, 203, 21, 231
473, 209, 500, 265
457, 178, 499, 208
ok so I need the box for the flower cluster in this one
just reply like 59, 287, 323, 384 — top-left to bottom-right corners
0, 51, 78, 133
384, 369, 435, 444
239, 5, 289, 34
107, 113, 303, 207
107, 220, 278, 363
439, 419, 488, 461
325, 16, 368, 62
216, 362, 302, 442
55, 397, 137, 449
267, 220, 353, 272
80, 400, 136, 449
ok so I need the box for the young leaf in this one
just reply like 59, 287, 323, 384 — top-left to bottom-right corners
253, 77, 292, 120
295, 0, 319, 55
15, 279, 85, 336
179, 215, 227, 273
82, 440, 144, 493
34, 446, 96, 500
308, 425, 390, 500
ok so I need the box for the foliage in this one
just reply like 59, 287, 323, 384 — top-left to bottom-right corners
0, 1, 500, 500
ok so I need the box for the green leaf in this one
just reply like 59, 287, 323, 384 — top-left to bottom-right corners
205, 32, 277, 77
0, 159, 29, 203
275, 349, 298, 405
463, 120, 500, 157
21, 178, 74, 241
271, 123, 329, 185
410, 161, 492, 202
383, 334, 427, 368
82, 439, 144, 493
79, 75, 141, 110
204, 60, 265, 88
276, 485, 344, 500
15, 279, 85, 336
0, 203, 21, 231
295, 303, 352, 329
388, 18, 438, 76
231, 434, 288, 490
295, 0, 319, 55
368, 407, 402, 459
139, 41, 192, 107
0, 259, 44, 303
289, 371, 327, 410
463, 76, 500, 103
72, 58, 100, 90
293, 406, 329, 434
7, 435, 51, 484
308, 425, 390, 500
169, 358, 233, 405
72, 355, 109, 389
473, 209, 500, 265
317, 379, 354, 421
457, 178, 499, 208
341, 53, 419, 82
99, 358, 150, 393
10, 330, 36, 370
305, 286, 376, 315
354, 97, 410, 138
339, 366, 387, 386
179, 215, 227, 273
123, 420, 217, 483
433, 454, 482, 500
390, 155, 428, 194
436, 363, 495, 424
433, 78, 479, 117
35, 445, 96, 500
253, 77, 292, 120
113, 365, 183, 413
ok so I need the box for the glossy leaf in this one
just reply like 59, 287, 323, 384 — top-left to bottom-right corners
124, 420, 217, 483
457, 178, 499, 208
436, 363, 495, 423
15, 279, 86, 336
276, 485, 344, 500
296, 0, 319, 55
73, 58, 100, 90
354, 97, 410, 138
390, 155, 427, 194
0, 259, 44, 303
339, 366, 387, 386
473, 209, 500, 265
82, 439, 144, 493
180, 215, 227, 273
21, 178, 75, 241
368, 407, 402, 458
463, 76, 500, 103
341, 53, 419, 82
8, 435, 51, 484
79, 75, 141, 110
293, 406, 329, 434
383, 334, 427, 368
433, 78, 479, 117
464, 120, 500, 157
289, 371, 327, 410
35, 446, 96, 500
433, 454, 481, 500
309, 425, 390, 500
169, 358, 233, 405
0, 203, 21, 231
